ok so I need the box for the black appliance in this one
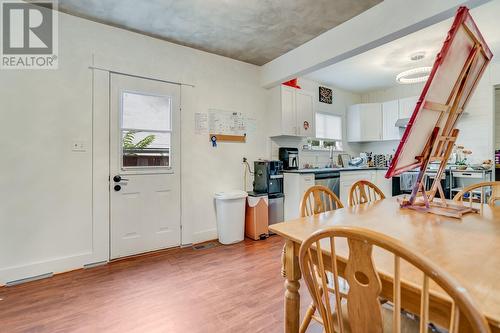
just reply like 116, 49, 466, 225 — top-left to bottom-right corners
251, 160, 285, 230
253, 160, 283, 194
279, 147, 299, 170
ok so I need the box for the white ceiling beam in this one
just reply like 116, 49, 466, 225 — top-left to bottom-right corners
260, 0, 491, 88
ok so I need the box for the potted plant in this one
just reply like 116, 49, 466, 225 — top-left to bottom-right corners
455, 146, 472, 170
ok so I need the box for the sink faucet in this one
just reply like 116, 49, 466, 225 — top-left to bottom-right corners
329, 146, 335, 168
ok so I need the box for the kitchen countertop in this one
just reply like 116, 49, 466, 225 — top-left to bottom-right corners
283, 167, 388, 174
283, 164, 494, 175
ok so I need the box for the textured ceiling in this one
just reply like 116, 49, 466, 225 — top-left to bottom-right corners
53, 0, 382, 65
305, 0, 500, 92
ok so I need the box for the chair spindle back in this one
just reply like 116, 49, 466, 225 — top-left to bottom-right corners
300, 185, 343, 218
299, 227, 491, 333
348, 180, 386, 207
453, 181, 500, 206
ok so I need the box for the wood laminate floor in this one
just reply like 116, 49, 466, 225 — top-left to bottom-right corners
0, 236, 323, 333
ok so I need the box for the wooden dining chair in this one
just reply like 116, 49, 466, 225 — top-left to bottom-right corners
348, 180, 386, 207
453, 181, 500, 206
298, 185, 343, 333
299, 226, 491, 333
300, 185, 344, 218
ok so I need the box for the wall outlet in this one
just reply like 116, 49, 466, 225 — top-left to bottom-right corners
72, 140, 87, 152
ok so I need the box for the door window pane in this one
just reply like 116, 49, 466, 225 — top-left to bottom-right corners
122, 131, 170, 167
122, 92, 171, 131
121, 91, 172, 168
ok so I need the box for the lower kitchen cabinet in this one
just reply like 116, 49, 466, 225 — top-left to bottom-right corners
339, 171, 377, 206
284, 169, 393, 219
375, 170, 392, 198
338, 169, 392, 205
283, 173, 315, 220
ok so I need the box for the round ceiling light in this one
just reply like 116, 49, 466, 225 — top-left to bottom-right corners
396, 66, 432, 84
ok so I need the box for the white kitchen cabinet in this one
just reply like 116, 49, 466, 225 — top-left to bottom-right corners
339, 171, 376, 206
346, 96, 417, 143
283, 172, 315, 220
398, 96, 418, 119
382, 100, 400, 141
375, 170, 392, 198
346, 105, 361, 142
269, 85, 314, 137
347, 103, 382, 142
281, 86, 296, 136
295, 89, 315, 136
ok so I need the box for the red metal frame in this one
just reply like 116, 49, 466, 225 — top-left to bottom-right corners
386, 6, 493, 179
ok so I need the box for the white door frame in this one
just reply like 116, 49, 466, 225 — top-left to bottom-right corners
92, 67, 188, 263
108, 72, 182, 259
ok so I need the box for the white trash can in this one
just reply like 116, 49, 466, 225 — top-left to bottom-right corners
215, 190, 248, 244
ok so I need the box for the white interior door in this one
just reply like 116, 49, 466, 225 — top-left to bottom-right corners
109, 73, 181, 259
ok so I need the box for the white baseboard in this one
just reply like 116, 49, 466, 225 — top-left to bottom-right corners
192, 228, 218, 244
0, 251, 106, 286
1, 229, 219, 286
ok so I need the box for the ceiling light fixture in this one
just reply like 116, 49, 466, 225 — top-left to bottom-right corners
396, 66, 432, 84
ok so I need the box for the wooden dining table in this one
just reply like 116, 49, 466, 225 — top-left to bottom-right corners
269, 197, 500, 333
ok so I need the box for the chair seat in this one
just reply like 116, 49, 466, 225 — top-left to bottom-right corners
327, 302, 423, 333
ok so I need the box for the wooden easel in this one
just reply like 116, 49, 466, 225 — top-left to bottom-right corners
399, 44, 483, 218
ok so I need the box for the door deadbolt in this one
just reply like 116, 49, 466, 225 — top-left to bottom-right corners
114, 185, 121, 191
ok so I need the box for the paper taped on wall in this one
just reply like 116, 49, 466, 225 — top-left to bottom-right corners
195, 112, 208, 135
208, 109, 246, 136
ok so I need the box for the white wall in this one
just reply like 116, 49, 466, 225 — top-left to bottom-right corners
358, 65, 499, 164
269, 78, 361, 168
0, 10, 267, 284
360, 83, 425, 104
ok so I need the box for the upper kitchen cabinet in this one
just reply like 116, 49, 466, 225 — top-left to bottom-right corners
347, 103, 382, 142
382, 99, 400, 141
268, 85, 314, 137
295, 90, 315, 136
398, 96, 418, 119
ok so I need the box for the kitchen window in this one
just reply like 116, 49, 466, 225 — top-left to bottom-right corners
313, 112, 343, 150
316, 112, 342, 140
120, 91, 172, 168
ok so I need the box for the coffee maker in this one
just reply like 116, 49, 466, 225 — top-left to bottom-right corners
279, 147, 299, 170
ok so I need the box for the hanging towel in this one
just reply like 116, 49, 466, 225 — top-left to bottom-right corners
400, 173, 418, 192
